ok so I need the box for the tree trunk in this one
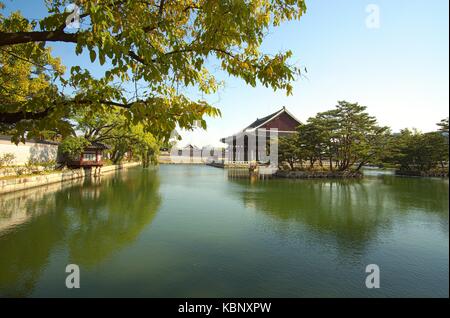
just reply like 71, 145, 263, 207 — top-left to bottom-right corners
142, 150, 151, 168
356, 161, 365, 171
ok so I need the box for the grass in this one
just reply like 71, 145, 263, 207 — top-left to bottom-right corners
0, 169, 62, 181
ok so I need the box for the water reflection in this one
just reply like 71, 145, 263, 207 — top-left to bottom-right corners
0, 169, 161, 297
0, 165, 448, 297
229, 176, 449, 250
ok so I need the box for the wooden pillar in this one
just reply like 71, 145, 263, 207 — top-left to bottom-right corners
244, 135, 248, 162
232, 136, 236, 162
256, 129, 259, 162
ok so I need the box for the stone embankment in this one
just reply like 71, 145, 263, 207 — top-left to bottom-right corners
395, 170, 449, 178
0, 162, 141, 194
275, 170, 363, 179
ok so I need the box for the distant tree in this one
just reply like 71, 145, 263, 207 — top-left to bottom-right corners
277, 136, 301, 170
426, 132, 449, 169
306, 101, 388, 171
354, 127, 394, 170
387, 128, 448, 172
437, 117, 449, 134
308, 110, 340, 170
58, 136, 90, 162
73, 108, 160, 166
279, 107, 447, 173
296, 122, 325, 168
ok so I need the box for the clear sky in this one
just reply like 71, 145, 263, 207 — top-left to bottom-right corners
3, 0, 449, 147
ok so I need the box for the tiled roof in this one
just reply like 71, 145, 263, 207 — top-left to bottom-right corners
243, 108, 284, 131
85, 142, 110, 150
243, 106, 301, 131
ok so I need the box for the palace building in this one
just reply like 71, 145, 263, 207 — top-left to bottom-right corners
220, 107, 301, 163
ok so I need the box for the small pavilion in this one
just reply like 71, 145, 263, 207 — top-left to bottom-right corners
66, 142, 109, 169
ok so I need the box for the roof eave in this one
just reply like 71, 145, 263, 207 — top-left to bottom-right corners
249, 107, 301, 130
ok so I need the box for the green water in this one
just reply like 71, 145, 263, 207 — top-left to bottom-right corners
0, 165, 448, 297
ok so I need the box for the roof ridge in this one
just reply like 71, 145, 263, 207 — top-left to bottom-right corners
243, 107, 294, 131
243, 107, 284, 131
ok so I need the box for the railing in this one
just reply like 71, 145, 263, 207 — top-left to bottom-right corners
67, 160, 103, 167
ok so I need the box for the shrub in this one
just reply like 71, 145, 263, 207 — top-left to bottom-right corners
14, 167, 27, 175
58, 136, 90, 161
0, 153, 16, 167
27, 159, 56, 171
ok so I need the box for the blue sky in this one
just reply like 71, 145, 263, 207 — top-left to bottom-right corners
3, 0, 449, 146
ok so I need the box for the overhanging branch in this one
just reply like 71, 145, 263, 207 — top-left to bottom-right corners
0, 31, 79, 47
0, 108, 52, 124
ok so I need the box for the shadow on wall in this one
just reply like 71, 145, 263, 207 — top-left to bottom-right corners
0, 141, 59, 165
29, 144, 58, 163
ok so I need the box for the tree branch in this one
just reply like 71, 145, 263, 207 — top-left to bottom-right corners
0, 30, 79, 47
0, 108, 52, 124
0, 97, 140, 126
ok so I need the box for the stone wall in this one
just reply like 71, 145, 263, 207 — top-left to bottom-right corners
0, 162, 141, 194
275, 170, 363, 179
0, 136, 58, 165
0, 178, 84, 233
395, 170, 449, 178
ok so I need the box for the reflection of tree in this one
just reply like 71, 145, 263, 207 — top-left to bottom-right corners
379, 176, 449, 214
0, 194, 65, 297
0, 169, 161, 297
229, 176, 448, 252
66, 170, 161, 267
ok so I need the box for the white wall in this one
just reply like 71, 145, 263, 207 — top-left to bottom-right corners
0, 138, 58, 165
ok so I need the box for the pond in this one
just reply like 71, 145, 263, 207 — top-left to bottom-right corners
0, 165, 448, 297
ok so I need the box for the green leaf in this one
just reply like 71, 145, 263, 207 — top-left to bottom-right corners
90, 50, 96, 62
